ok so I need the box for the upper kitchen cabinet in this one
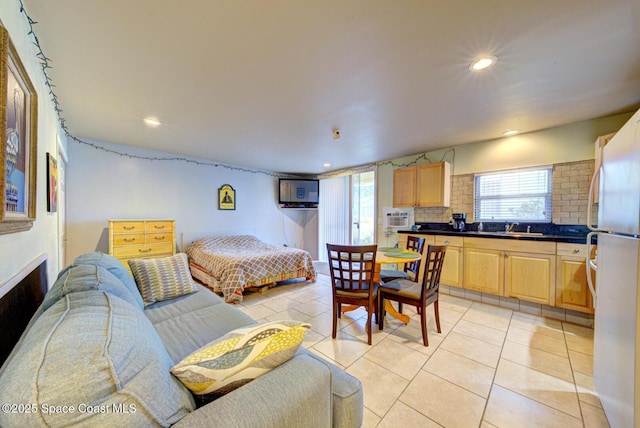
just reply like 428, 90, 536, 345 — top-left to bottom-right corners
393, 161, 451, 207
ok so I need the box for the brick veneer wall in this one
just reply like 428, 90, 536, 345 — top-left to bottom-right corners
414, 159, 596, 225
552, 160, 597, 225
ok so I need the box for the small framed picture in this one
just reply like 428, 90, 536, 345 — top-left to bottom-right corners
47, 153, 58, 212
218, 184, 235, 210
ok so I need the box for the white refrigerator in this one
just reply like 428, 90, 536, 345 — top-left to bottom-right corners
588, 108, 640, 428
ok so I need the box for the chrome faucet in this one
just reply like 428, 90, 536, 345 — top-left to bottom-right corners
505, 222, 519, 232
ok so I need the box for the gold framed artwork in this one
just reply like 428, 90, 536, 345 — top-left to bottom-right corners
218, 184, 235, 210
0, 25, 38, 234
47, 152, 58, 212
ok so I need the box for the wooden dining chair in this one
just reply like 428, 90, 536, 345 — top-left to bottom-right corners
379, 235, 426, 283
326, 243, 378, 345
378, 244, 447, 346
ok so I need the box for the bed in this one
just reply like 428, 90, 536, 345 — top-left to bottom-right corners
186, 235, 316, 303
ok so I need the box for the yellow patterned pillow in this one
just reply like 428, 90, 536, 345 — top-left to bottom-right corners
171, 320, 310, 398
128, 253, 198, 306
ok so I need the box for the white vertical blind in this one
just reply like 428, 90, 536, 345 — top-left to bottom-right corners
474, 167, 552, 222
318, 176, 351, 262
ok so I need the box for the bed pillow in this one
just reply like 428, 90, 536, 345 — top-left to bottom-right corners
171, 320, 310, 399
129, 253, 198, 306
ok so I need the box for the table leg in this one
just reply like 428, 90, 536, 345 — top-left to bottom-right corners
375, 264, 411, 324
384, 301, 411, 324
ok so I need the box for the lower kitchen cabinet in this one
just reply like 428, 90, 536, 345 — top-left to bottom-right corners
436, 235, 464, 288
463, 239, 504, 295
504, 251, 556, 305
399, 233, 595, 313
463, 238, 556, 305
555, 243, 596, 313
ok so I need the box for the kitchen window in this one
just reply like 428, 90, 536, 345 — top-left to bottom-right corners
474, 166, 552, 222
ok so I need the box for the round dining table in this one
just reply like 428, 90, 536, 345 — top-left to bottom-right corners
374, 249, 422, 324
339, 248, 422, 325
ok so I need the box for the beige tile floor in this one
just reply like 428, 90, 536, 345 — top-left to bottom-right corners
235, 274, 610, 428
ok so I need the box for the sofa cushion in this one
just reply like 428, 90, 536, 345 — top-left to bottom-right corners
59, 251, 143, 309
40, 264, 144, 314
144, 284, 256, 363
129, 253, 198, 306
171, 320, 310, 399
172, 353, 332, 428
0, 291, 194, 427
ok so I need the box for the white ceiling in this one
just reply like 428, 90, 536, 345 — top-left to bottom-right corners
21, 0, 640, 174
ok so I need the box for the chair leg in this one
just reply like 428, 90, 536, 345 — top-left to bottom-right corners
434, 299, 441, 334
372, 300, 378, 325
420, 304, 429, 347
378, 296, 385, 330
366, 307, 373, 345
337, 302, 342, 319
332, 301, 338, 339
398, 302, 403, 314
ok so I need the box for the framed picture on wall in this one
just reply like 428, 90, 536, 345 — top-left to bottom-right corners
0, 25, 38, 234
47, 153, 58, 212
218, 184, 235, 210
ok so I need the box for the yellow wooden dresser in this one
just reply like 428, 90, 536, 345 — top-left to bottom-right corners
108, 219, 175, 271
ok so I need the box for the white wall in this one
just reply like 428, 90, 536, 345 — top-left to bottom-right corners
0, 2, 65, 291
65, 139, 314, 261
377, 112, 633, 213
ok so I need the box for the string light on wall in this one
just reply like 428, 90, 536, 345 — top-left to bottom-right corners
16, 0, 292, 179
377, 148, 456, 169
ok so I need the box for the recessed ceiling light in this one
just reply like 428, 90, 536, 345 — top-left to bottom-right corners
143, 117, 161, 127
503, 129, 520, 136
323, 162, 332, 168
469, 56, 497, 71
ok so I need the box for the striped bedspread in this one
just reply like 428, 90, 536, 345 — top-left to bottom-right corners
186, 235, 316, 303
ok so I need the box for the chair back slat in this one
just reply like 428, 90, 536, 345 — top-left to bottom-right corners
421, 244, 447, 299
404, 236, 426, 281
326, 244, 377, 293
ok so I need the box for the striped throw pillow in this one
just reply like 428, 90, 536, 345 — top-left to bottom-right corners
171, 320, 310, 399
129, 253, 198, 306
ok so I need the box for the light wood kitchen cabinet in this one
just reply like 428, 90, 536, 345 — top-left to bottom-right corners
504, 249, 556, 306
393, 161, 451, 208
435, 235, 464, 288
109, 219, 175, 271
400, 232, 596, 313
555, 243, 596, 313
396, 233, 435, 283
463, 238, 556, 305
463, 238, 504, 295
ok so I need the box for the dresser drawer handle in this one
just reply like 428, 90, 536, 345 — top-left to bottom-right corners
573, 248, 580, 253
138, 248, 153, 253
123, 226, 135, 230
124, 238, 136, 242
154, 225, 165, 229
154, 236, 165, 240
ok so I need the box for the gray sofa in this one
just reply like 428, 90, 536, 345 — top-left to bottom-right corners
0, 252, 363, 427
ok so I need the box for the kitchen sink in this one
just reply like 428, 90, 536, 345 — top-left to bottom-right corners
476, 231, 545, 236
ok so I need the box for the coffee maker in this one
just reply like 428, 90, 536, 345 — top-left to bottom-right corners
452, 213, 466, 232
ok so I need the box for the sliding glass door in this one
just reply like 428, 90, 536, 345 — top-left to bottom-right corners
318, 169, 376, 261
351, 171, 375, 245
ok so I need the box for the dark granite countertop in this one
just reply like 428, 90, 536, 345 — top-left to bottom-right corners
398, 222, 594, 244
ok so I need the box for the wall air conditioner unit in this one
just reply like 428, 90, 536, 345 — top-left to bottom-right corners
382, 207, 414, 229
